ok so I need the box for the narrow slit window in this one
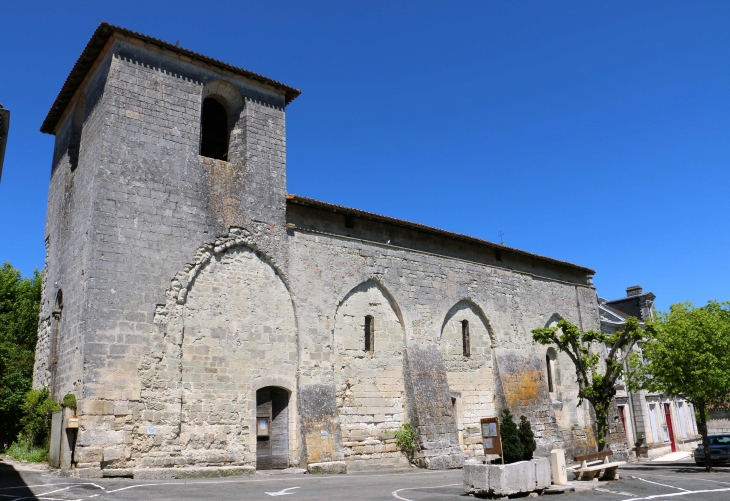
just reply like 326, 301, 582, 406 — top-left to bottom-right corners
200, 97, 229, 160
364, 315, 374, 353
461, 320, 470, 357
546, 354, 554, 393
345, 215, 355, 229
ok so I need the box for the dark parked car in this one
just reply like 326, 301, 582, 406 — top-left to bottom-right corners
695, 434, 730, 465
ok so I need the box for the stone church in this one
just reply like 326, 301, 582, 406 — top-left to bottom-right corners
34, 23, 607, 477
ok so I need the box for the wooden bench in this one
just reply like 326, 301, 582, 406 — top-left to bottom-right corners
570, 450, 626, 481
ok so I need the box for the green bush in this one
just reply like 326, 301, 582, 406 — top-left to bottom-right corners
499, 408, 524, 464
6, 434, 48, 462
62, 393, 77, 411
395, 420, 415, 459
518, 415, 537, 460
19, 388, 59, 447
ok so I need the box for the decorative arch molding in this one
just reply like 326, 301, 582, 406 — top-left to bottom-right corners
439, 299, 495, 345
334, 278, 406, 339
545, 313, 565, 329
136, 228, 298, 462
153, 226, 297, 332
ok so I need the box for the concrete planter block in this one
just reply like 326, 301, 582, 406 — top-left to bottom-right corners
533, 457, 551, 490
307, 461, 347, 474
463, 459, 551, 497
489, 460, 535, 496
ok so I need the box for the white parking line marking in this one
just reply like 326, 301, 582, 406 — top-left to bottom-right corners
636, 477, 689, 491
0, 483, 104, 491
632, 486, 730, 500
265, 486, 300, 496
595, 487, 638, 497
391, 483, 460, 501
643, 473, 730, 486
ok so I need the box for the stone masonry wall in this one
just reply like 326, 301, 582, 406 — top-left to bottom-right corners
439, 302, 496, 458
55, 39, 292, 471
287, 203, 600, 468
178, 246, 297, 467
333, 281, 409, 470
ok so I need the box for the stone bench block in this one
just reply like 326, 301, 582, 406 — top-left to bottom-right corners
307, 461, 347, 474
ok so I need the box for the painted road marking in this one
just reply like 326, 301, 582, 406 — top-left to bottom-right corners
632, 486, 730, 499
594, 486, 638, 497
391, 483, 460, 501
265, 486, 300, 496
635, 477, 689, 491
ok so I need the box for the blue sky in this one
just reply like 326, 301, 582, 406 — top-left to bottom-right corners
1, 1, 728, 310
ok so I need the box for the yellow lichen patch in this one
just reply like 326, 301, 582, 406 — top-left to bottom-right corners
501, 369, 543, 410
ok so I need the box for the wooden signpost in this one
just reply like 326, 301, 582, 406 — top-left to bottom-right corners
480, 417, 503, 463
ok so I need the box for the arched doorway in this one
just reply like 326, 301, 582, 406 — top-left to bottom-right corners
256, 387, 290, 470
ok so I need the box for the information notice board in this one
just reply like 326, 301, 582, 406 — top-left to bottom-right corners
480, 417, 502, 457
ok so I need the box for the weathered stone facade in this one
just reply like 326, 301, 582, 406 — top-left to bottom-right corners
36, 23, 604, 477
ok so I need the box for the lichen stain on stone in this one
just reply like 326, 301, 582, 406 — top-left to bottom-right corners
501, 370, 542, 410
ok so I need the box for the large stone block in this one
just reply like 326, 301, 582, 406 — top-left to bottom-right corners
463, 463, 489, 493
489, 460, 535, 496
550, 448, 568, 485
534, 457, 551, 489
464, 459, 549, 497
307, 461, 347, 474
81, 400, 114, 415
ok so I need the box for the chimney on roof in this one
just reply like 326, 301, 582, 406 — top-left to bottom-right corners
626, 285, 643, 297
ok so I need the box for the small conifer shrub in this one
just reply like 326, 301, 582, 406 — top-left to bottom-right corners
518, 415, 537, 460
499, 408, 524, 464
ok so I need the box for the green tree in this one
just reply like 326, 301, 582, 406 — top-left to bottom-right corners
518, 415, 537, 461
628, 301, 730, 472
0, 261, 42, 446
532, 317, 643, 451
499, 408, 524, 463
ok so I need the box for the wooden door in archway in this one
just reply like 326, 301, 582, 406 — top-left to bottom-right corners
256, 387, 290, 469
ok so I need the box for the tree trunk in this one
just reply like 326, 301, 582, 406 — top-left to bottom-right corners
698, 400, 711, 472
593, 400, 610, 452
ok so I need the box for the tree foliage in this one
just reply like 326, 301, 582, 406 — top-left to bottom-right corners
20, 388, 59, 447
0, 261, 42, 446
518, 415, 537, 461
499, 408, 524, 463
627, 301, 730, 471
532, 317, 643, 450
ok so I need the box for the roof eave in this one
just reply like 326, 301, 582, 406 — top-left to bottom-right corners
40, 22, 301, 135
286, 194, 596, 275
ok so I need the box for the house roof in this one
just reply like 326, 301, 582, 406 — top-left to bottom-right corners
600, 302, 630, 322
40, 22, 301, 134
286, 194, 596, 275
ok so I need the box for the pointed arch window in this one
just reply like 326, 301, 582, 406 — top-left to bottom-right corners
461, 320, 470, 357
364, 315, 374, 353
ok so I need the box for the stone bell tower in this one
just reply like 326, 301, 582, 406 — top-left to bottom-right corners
35, 22, 300, 471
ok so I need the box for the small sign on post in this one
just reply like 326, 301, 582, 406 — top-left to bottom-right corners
480, 417, 503, 462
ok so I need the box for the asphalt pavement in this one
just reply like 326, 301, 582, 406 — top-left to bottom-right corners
2, 457, 730, 500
